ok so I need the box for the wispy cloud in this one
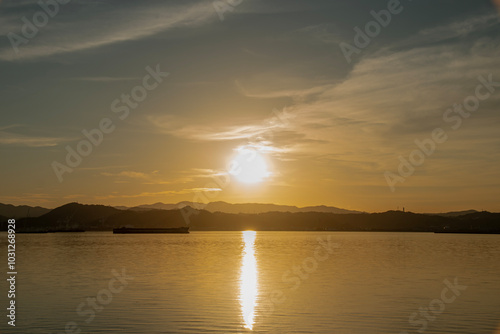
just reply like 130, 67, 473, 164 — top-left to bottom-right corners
101, 171, 152, 179
147, 110, 325, 156
94, 187, 221, 200
0, 192, 56, 205
100, 169, 193, 185
0, 1, 216, 61
235, 79, 333, 100
78, 165, 131, 171
0, 130, 70, 147
70, 76, 140, 82
63, 194, 86, 200
149, 114, 278, 141
385, 13, 500, 52
277, 23, 343, 45
417, 13, 500, 41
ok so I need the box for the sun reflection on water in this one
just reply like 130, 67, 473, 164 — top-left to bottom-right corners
240, 231, 258, 330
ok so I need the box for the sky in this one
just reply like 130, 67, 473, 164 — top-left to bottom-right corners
1, 0, 499, 212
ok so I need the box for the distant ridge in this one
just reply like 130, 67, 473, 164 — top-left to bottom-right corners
0, 202, 495, 219
11, 202, 121, 232
3, 203, 499, 233
36, 202, 120, 224
426, 210, 478, 217
126, 201, 363, 215
0, 203, 50, 218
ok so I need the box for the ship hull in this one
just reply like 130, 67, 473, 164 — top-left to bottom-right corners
113, 227, 189, 234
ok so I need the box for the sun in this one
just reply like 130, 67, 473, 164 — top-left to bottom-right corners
229, 147, 271, 184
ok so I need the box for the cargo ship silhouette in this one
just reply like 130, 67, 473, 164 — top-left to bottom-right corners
113, 226, 189, 234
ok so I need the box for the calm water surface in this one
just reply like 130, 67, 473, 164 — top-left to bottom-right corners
1, 231, 499, 333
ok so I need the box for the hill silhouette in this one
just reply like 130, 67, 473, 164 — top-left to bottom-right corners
129, 201, 362, 214
12, 202, 120, 232
426, 210, 478, 217
2, 203, 498, 233
0, 203, 50, 218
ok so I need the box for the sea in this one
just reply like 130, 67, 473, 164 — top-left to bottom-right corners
0, 231, 499, 333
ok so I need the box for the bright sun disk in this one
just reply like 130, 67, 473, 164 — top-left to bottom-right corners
230, 148, 271, 184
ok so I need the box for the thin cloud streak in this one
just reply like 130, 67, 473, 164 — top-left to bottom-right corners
0, 130, 71, 147
101, 169, 196, 186
70, 76, 141, 82
95, 187, 222, 200
149, 114, 281, 141
0, 1, 216, 61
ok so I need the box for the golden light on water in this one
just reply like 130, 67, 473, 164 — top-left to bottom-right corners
240, 231, 258, 330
